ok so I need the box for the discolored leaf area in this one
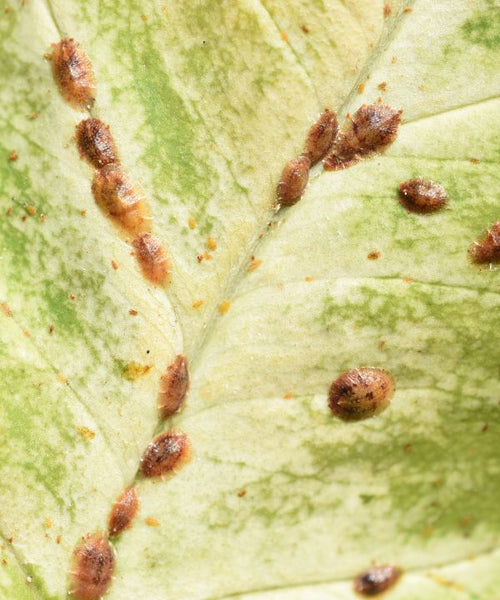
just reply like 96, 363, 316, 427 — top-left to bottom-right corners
0, 1, 499, 599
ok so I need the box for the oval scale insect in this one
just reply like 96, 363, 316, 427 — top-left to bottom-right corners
398, 178, 448, 213
76, 118, 120, 169
354, 565, 402, 597
92, 164, 151, 234
70, 532, 114, 600
469, 221, 500, 264
108, 487, 139, 538
51, 38, 96, 109
277, 155, 311, 207
158, 355, 190, 419
303, 108, 339, 165
133, 232, 170, 285
140, 431, 190, 478
328, 367, 395, 421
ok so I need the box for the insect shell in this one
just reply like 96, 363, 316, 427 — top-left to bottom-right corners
70, 532, 114, 600
277, 155, 311, 207
51, 39, 96, 109
158, 355, 189, 419
108, 487, 139, 538
398, 178, 447, 213
469, 221, 500, 264
76, 118, 120, 169
140, 431, 190, 478
133, 233, 170, 285
354, 565, 402, 596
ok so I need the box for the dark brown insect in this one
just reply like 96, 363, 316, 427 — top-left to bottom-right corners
354, 565, 402, 596
92, 164, 151, 234
70, 532, 114, 600
398, 178, 447, 213
140, 431, 190, 478
108, 487, 139, 538
469, 221, 500, 264
303, 108, 339, 164
133, 233, 170, 285
328, 367, 395, 421
158, 355, 189, 419
76, 118, 119, 169
324, 104, 402, 171
51, 39, 95, 109
277, 155, 311, 206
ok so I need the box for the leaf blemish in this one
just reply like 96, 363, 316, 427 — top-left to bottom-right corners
354, 565, 402, 596
108, 487, 139, 538
277, 155, 311, 207
76, 118, 120, 169
158, 355, 189, 419
70, 532, 114, 600
328, 367, 395, 421
140, 431, 190, 478
133, 233, 170, 285
398, 178, 448, 213
51, 39, 96, 109
469, 221, 500, 264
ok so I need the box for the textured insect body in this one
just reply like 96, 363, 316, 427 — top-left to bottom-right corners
354, 565, 402, 596
469, 221, 500, 264
108, 487, 139, 538
398, 178, 448, 213
304, 108, 339, 164
328, 367, 395, 421
70, 533, 114, 600
133, 233, 170, 285
140, 431, 190, 478
76, 118, 120, 169
92, 164, 151, 234
277, 155, 311, 206
51, 39, 96, 109
158, 355, 189, 419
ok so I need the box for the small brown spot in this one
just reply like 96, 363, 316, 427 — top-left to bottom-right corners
482, 423, 489, 432
51, 39, 95, 109
249, 258, 262, 271
140, 14, 148, 21
29, 112, 38, 120
219, 300, 231, 315
192, 299, 204, 308
108, 487, 139, 538
21, 215, 27, 222
237, 489, 247, 497
207, 237, 217, 251
203, 250, 212, 261
4, 6, 11, 13
6, 207, 12, 217
367, 251, 381, 260
76, 119, 119, 169
188, 218, 196, 230
398, 179, 447, 213
403, 277, 413, 284
283, 393, 293, 399
133, 233, 170, 285
0, 303, 12, 317
196, 254, 204, 263
377, 82, 387, 91
25, 204, 37, 216
404, 443, 413, 453
305, 276, 314, 282
378, 339, 387, 349
49, 324, 55, 334
111, 260, 118, 270
22, 328, 31, 338
57, 373, 67, 383
140, 431, 190, 478
469, 221, 500, 264
80, 209, 87, 216
8, 150, 18, 162
92, 164, 150, 234
145, 516, 160, 527
70, 532, 114, 600
383, 2, 392, 17
128, 309, 138, 316
45, 518, 53, 529
469, 158, 480, 165
303, 108, 339, 165
328, 367, 395, 421
280, 31, 288, 42
40, 214, 46, 223
56, 535, 62, 544
158, 355, 189, 419
69, 294, 77, 301
277, 155, 311, 206
123, 362, 152, 381
76, 426, 95, 441
301, 25, 310, 34
391, 56, 398, 64
354, 565, 402, 596
403, 6, 413, 13
357, 83, 366, 94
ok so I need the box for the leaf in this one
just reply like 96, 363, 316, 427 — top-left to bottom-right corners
0, 0, 499, 599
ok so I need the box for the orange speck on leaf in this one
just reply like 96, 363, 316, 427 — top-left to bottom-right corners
25, 204, 37, 216
8, 150, 18, 162
57, 373, 68, 384
22, 329, 31, 338
111, 260, 118, 270
404, 443, 413, 453
305, 276, 314, 282
237, 490, 247, 497
218, 300, 231, 315
357, 82, 366, 94
128, 309, 138, 316
45, 518, 53, 529
76, 426, 95, 441
0, 303, 12, 317
280, 31, 288, 42
207, 236, 217, 251
377, 82, 387, 91
249, 259, 262, 271
283, 393, 293, 399
192, 300, 204, 309
145, 517, 160, 527
403, 6, 413, 12
367, 251, 381, 260
383, 2, 392, 17
188, 218, 196, 230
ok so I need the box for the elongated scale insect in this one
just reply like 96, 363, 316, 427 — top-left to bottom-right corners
108, 487, 139, 538
398, 178, 447, 213
469, 221, 500, 264
303, 108, 339, 164
51, 39, 95, 109
133, 232, 170, 285
140, 431, 190, 478
277, 155, 311, 206
70, 532, 114, 600
324, 104, 402, 171
329, 367, 394, 421
354, 565, 402, 596
158, 355, 189, 419
92, 164, 151, 234
76, 118, 120, 169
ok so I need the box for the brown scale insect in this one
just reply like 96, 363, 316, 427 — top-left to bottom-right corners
398, 178, 448, 213
328, 367, 394, 421
108, 487, 139, 538
303, 108, 339, 165
92, 164, 151, 234
469, 221, 500, 264
277, 155, 311, 206
324, 104, 402, 171
158, 355, 189, 419
140, 431, 190, 478
51, 39, 96, 109
76, 118, 119, 169
70, 532, 114, 600
133, 232, 170, 285
354, 565, 402, 596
